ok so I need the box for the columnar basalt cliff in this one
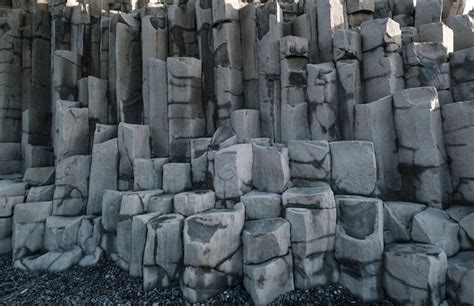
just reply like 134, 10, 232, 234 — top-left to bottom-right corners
1, 0, 474, 304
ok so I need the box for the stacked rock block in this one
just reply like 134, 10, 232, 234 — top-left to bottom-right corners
1, 0, 474, 305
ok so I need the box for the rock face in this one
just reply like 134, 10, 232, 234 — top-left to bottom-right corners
384, 243, 447, 305
335, 196, 384, 302
3, 1, 474, 304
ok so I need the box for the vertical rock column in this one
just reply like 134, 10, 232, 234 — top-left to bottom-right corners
333, 29, 362, 140
307, 62, 340, 141
21, 7, 52, 157
450, 47, 474, 102
115, 12, 142, 124
212, 0, 244, 128
195, 0, 215, 134
293, 0, 318, 64
279, 36, 310, 143
141, 11, 167, 125
283, 184, 339, 289
442, 101, 474, 205
181, 203, 245, 303
316, 0, 346, 63
335, 196, 384, 302
257, 1, 283, 142
167, 0, 199, 58
149, 59, 168, 157
167, 57, 205, 161
393, 87, 452, 207
361, 18, 404, 103
403, 42, 452, 105
240, 2, 259, 109
346, 0, 375, 27
243, 218, 294, 305
0, 9, 23, 174
355, 96, 401, 198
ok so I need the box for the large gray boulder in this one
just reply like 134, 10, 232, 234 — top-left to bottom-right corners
384, 243, 447, 305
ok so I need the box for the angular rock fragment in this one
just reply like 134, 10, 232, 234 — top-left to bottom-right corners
414, 0, 442, 27
384, 201, 426, 242
411, 207, 460, 257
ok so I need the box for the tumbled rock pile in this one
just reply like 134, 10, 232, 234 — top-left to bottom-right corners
1, 0, 474, 305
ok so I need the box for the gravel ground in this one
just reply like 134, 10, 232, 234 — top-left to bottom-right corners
0, 255, 393, 305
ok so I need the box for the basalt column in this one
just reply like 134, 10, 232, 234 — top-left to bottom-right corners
257, 1, 283, 142
212, 0, 244, 128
